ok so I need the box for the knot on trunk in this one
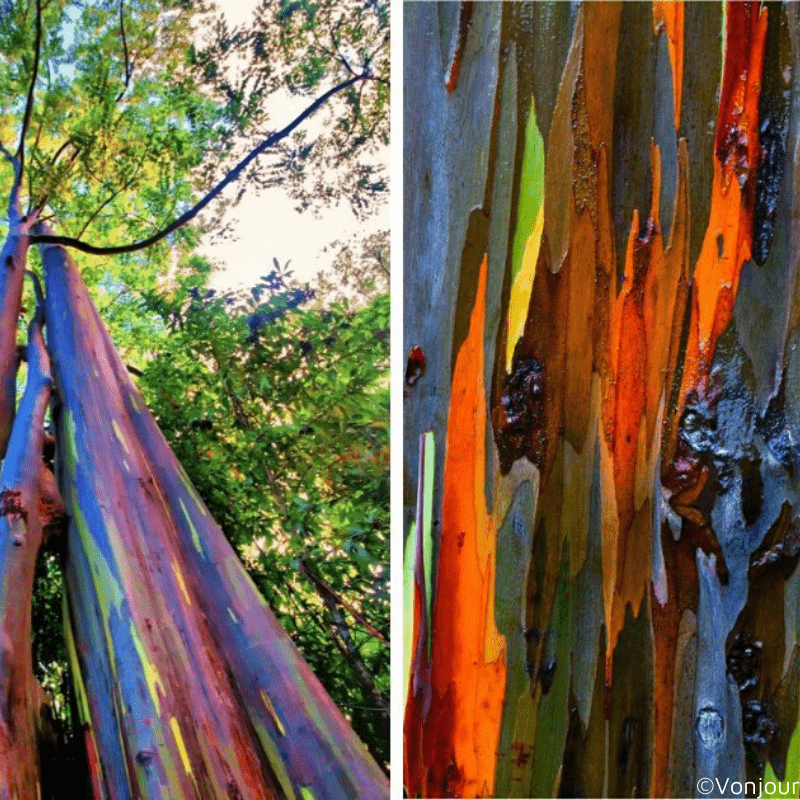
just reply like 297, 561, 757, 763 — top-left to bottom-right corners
0, 490, 26, 523
38, 469, 66, 545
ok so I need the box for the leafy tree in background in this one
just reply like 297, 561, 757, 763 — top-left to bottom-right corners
0, 0, 389, 796
185, 0, 389, 219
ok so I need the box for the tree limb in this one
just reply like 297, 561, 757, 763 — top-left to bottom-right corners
322, 593, 389, 719
299, 558, 387, 644
30, 72, 367, 256
115, 0, 133, 103
25, 270, 44, 310
17, 0, 42, 180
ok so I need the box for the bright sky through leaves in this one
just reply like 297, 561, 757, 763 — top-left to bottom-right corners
200, 0, 388, 291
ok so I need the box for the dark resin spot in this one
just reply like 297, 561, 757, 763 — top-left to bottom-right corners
742, 699, 779, 771
727, 633, 762, 691
405, 346, 426, 387
493, 355, 546, 473
753, 102, 786, 264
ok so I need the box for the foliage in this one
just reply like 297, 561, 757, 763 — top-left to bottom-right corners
0, 0, 215, 255
315, 228, 389, 305
186, 0, 389, 217
0, 0, 389, 348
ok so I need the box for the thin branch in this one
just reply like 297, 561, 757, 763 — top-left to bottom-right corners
365, 30, 389, 69
299, 558, 388, 644
322, 592, 389, 717
115, 0, 133, 103
48, 139, 76, 170
30, 72, 366, 256
25, 118, 46, 215
306, 23, 348, 75
17, 0, 43, 179
30, 140, 81, 214
374, 250, 389, 276
0, 145, 22, 211
330, 24, 356, 76
74, 154, 147, 240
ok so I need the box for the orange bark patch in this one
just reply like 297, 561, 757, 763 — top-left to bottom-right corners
601, 137, 691, 676
676, 1, 767, 420
408, 255, 506, 798
653, 1, 684, 129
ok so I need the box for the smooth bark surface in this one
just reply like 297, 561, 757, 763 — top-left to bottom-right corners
0, 295, 60, 799
404, 2, 800, 797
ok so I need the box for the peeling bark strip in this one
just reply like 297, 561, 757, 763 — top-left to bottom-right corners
39, 235, 387, 800
405, 255, 506, 799
405, 0, 800, 796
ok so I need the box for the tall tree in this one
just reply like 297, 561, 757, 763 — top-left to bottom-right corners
0, 0, 389, 797
404, 2, 800, 797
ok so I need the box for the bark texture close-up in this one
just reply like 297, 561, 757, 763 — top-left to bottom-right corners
404, 2, 800, 797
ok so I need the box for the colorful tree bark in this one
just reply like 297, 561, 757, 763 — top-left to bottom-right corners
404, 1, 800, 796
0, 284, 60, 799
38, 233, 387, 799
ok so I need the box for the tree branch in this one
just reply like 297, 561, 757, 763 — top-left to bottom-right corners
25, 270, 44, 311
47, 139, 75, 171
115, 0, 133, 103
299, 558, 388, 644
322, 593, 389, 718
17, 0, 42, 180
30, 72, 366, 256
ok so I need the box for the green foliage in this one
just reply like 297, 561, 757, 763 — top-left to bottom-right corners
135, 262, 390, 766
315, 228, 389, 304
32, 552, 70, 720
187, 0, 389, 215
0, 0, 220, 257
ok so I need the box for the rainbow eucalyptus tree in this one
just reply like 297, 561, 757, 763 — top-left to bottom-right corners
404, 1, 800, 797
0, 0, 389, 796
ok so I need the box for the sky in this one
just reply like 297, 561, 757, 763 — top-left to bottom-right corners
197, 1, 389, 292
202, 155, 388, 292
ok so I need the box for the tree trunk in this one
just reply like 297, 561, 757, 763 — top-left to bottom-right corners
404, 2, 800, 797
0, 291, 57, 799
33, 232, 387, 798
